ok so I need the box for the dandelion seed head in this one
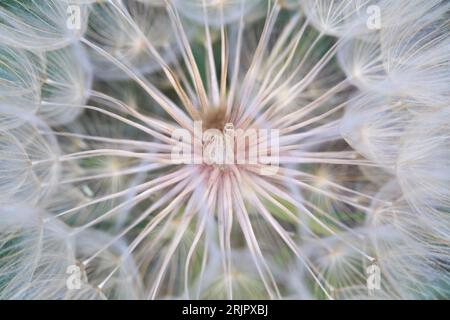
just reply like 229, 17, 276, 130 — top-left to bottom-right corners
0, 0, 448, 300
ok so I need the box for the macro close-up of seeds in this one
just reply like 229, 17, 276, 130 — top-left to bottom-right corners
0, 0, 449, 301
